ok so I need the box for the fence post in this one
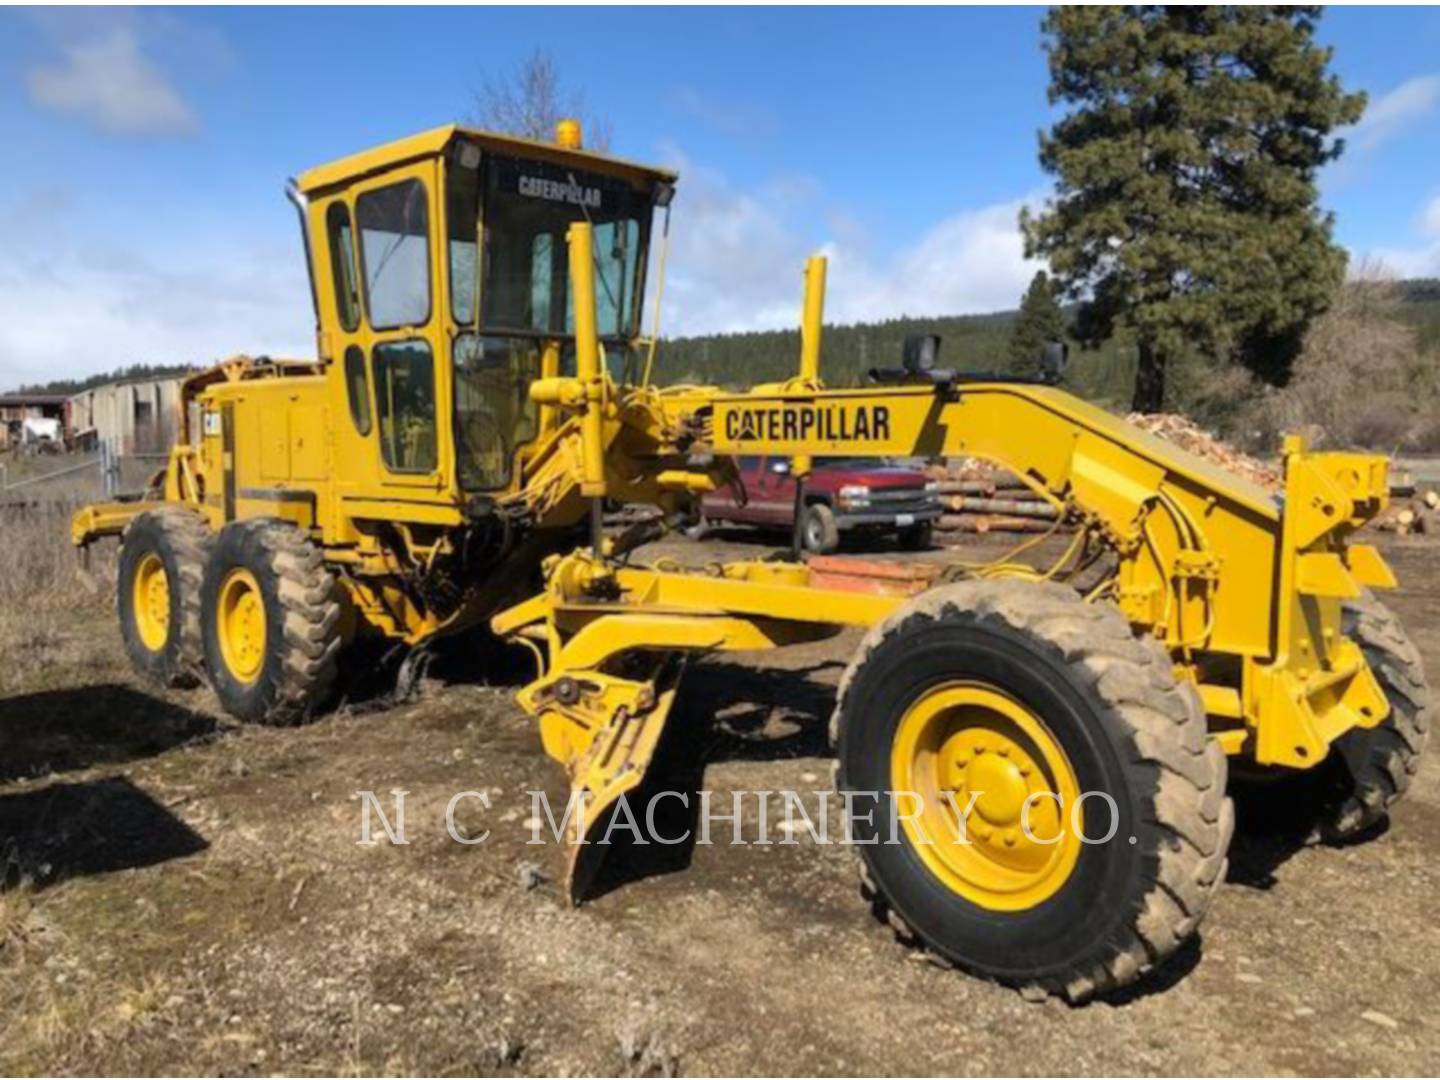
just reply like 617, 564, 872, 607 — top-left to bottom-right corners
101, 439, 117, 498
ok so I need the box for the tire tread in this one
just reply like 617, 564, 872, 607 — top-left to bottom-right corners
829, 579, 1232, 1003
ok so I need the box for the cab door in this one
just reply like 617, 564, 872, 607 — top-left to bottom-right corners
348, 160, 450, 494
316, 192, 379, 500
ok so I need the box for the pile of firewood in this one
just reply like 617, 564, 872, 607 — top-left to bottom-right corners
1375, 485, 1439, 535
1126, 412, 1281, 491
925, 459, 1063, 537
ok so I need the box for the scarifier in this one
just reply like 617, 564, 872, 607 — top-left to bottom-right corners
74, 122, 1431, 1001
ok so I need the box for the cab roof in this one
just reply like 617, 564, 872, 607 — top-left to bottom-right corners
293, 124, 678, 195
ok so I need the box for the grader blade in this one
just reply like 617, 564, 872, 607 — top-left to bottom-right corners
514, 658, 685, 903
565, 678, 682, 902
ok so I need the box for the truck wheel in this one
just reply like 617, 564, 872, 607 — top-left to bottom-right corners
1318, 592, 1431, 840
200, 520, 341, 724
801, 503, 840, 554
683, 513, 711, 541
829, 580, 1232, 1002
898, 520, 933, 551
117, 508, 212, 688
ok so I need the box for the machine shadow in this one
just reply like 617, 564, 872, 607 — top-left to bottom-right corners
0, 683, 219, 785
0, 775, 209, 890
331, 629, 540, 714
693, 659, 844, 764
1224, 773, 1387, 890
579, 658, 842, 901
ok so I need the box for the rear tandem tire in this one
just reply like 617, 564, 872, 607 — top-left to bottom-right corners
200, 519, 342, 725
1318, 592, 1431, 840
829, 579, 1233, 1002
117, 507, 213, 688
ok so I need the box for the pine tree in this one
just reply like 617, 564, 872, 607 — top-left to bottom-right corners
1021, 6, 1365, 412
1008, 271, 1067, 376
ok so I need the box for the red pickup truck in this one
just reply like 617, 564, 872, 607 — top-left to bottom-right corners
697, 456, 941, 553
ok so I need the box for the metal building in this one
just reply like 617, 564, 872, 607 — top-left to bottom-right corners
69, 376, 184, 454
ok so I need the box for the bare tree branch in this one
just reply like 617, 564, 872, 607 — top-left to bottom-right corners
469, 48, 612, 152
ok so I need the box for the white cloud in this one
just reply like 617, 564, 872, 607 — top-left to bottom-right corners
0, 155, 1041, 391
826, 199, 1043, 324
1356, 244, 1439, 279
25, 27, 199, 137
1350, 194, 1440, 279
1423, 194, 1440, 239
670, 87, 780, 140
0, 193, 312, 390
1346, 74, 1440, 153
653, 150, 1043, 339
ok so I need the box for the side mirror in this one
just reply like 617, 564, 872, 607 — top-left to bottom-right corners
1039, 341, 1069, 384
769, 458, 792, 476
902, 334, 942, 374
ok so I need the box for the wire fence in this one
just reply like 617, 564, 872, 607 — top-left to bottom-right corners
0, 444, 169, 511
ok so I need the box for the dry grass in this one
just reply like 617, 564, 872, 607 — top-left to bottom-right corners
0, 504, 115, 610
0, 886, 50, 959
0, 504, 116, 696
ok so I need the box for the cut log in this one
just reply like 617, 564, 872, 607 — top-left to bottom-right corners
934, 480, 999, 496
936, 513, 1055, 535
933, 480, 1035, 497
943, 496, 1058, 518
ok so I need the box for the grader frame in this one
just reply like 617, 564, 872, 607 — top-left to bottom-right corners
72, 120, 1422, 1001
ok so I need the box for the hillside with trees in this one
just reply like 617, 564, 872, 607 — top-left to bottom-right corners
12, 362, 198, 398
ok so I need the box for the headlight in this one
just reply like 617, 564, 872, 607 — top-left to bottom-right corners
838, 484, 870, 508
924, 480, 939, 493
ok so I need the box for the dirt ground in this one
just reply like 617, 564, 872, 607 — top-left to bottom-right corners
2, 527, 1438, 1076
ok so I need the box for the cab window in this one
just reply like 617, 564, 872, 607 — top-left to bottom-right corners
326, 202, 361, 332
448, 149, 481, 324
373, 340, 436, 472
452, 334, 543, 490
343, 345, 372, 435
356, 179, 431, 330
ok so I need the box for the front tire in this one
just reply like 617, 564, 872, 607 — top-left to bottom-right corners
829, 580, 1232, 1001
801, 503, 840, 554
683, 513, 711, 541
897, 520, 933, 551
117, 508, 212, 688
200, 520, 341, 724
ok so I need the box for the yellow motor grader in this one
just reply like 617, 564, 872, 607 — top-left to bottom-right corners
74, 120, 1430, 1002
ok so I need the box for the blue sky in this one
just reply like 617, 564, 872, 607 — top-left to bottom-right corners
2, 5, 1439, 387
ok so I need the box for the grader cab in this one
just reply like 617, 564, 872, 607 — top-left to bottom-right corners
74, 121, 1430, 1003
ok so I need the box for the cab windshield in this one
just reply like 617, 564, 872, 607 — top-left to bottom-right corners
451, 152, 651, 338
446, 146, 654, 490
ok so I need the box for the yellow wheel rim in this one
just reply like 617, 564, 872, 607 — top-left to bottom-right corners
131, 551, 171, 652
217, 568, 266, 684
890, 681, 1083, 911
